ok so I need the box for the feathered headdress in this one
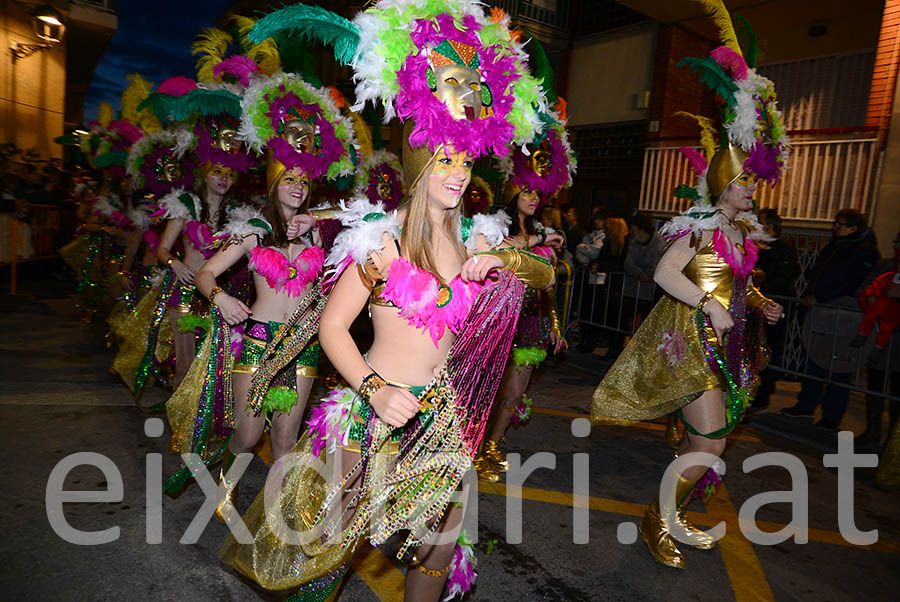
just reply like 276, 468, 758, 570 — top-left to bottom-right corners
353, 149, 406, 211
249, 1, 548, 171
82, 102, 144, 177
126, 127, 197, 195
674, 0, 790, 203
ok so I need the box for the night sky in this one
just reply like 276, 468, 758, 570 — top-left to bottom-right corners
83, 0, 235, 123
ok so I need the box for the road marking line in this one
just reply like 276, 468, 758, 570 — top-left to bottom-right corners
350, 542, 405, 601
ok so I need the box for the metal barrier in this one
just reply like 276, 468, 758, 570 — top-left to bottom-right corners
562, 265, 898, 401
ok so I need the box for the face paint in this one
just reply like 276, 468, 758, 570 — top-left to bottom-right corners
431, 149, 473, 178
433, 64, 483, 122
734, 172, 755, 188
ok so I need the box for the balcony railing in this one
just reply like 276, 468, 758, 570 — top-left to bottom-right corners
638, 136, 881, 223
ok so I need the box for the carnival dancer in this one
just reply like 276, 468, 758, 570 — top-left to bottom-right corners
164, 69, 357, 514
474, 111, 574, 482
354, 149, 405, 212
220, 2, 555, 600
59, 103, 143, 322
591, 0, 789, 569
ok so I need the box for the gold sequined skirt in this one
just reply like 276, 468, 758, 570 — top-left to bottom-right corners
110, 281, 173, 392
592, 295, 727, 425
219, 433, 353, 591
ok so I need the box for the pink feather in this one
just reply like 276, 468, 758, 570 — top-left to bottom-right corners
212, 55, 260, 87
711, 230, 758, 277
249, 246, 325, 297
678, 146, 709, 176
157, 76, 197, 97
710, 46, 748, 81
109, 119, 144, 145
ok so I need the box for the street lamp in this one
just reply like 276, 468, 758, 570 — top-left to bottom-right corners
10, 4, 66, 63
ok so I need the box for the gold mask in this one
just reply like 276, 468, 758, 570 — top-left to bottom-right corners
283, 118, 316, 154
433, 64, 483, 122
531, 148, 552, 177
375, 174, 393, 202
216, 128, 240, 153
161, 159, 182, 183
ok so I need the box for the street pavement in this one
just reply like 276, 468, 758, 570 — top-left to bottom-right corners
1, 282, 898, 602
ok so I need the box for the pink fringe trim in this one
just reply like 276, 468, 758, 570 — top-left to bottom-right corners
711, 230, 758, 277
249, 246, 325, 297
380, 257, 482, 347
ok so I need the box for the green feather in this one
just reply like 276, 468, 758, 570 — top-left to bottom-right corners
674, 185, 701, 201
262, 386, 299, 415
734, 15, 759, 69
248, 217, 272, 233
173, 89, 242, 121
526, 33, 558, 107
513, 346, 547, 368
138, 93, 180, 128
54, 134, 79, 145
92, 150, 128, 168
678, 57, 737, 108
250, 4, 360, 66
276, 34, 322, 85
179, 193, 197, 220
176, 313, 211, 333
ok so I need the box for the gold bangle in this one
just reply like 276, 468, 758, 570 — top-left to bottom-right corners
696, 291, 714, 313
410, 556, 451, 578
208, 286, 223, 304
358, 373, 387, 404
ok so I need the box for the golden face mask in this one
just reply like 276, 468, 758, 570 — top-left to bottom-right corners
216, 128, 240, 153
161, 158, 182, 183
283, 119, 316, 154
203, 162, 236, 182
431, 149, 473, 178
433, 64, 483, 122
734, 172, 755, 188
278, 169, 310, 190
531, 148, 552, 177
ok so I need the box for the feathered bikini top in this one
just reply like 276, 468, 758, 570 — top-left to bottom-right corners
324, 199, 512, 346
151, 188, 233, 258
217, 205, 324, 297
249, 245, 325, 297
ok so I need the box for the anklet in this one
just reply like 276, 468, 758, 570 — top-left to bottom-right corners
411, 556, 451, 577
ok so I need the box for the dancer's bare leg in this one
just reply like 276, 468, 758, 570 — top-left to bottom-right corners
168, 311, 196, 387
675, 390, 727, 481
404, 487, 467, 601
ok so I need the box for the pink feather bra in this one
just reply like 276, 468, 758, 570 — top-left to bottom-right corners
378, 256, 482, 346
249, 245, 325, 297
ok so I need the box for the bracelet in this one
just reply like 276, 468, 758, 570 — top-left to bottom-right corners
358, 372, 387, 404
696, 291, 714, 313
411, 556, 451, 578
538, 231, 547, 246
208, 286, 223, 304
166, 257, 174, 267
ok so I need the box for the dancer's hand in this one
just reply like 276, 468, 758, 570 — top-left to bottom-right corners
764, 301, 784, 325
704, 299, 733, 343
369, 385, 421, 428
215, 293, 252, 325
171, 260, 195, 285
544, 231, 564, 248
460, 254, 503, 282
550, 331, 566, 353
287, 214, 316, 240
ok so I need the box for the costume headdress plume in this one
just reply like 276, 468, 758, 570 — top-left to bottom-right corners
674, 0, 790, 202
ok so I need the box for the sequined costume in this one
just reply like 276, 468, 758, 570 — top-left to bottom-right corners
592, 220, 771, 436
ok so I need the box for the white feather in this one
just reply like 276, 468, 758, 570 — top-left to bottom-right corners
218, 204, 270, 241
325, 199, 401, 267
156, 188, 195, 221
467, 211, 510, 250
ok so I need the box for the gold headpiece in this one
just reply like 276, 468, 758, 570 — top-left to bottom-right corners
707, 144, 749, 198
402, 122, 443, 193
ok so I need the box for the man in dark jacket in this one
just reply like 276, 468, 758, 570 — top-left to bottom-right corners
752, 210, 800, 411
782, 209, 880, 429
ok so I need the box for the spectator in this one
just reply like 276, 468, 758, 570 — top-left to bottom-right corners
562, 204, 582, 261
782, 208, 880, 430
578, 217, 628, 353
855, 232, 900, 448
575, 212, 606, 266
623, 214, 664, 282
752, 209, 800, 412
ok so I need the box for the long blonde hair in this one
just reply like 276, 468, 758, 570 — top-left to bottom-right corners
401, 155, 468, 284
605, 217, 628, 256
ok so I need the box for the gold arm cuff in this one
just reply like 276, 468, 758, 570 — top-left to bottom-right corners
478, 248, 555, 289
541, 289, 562, 336
746, 285, 772, 311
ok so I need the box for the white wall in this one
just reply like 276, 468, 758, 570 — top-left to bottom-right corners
567, 23, 656, 126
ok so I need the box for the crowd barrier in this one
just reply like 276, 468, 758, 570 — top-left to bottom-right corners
559, 264, 898, 402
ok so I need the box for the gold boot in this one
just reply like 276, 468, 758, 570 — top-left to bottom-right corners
473, 452, 500, 482
665, 413, 683, 450
483, 439, 509, 471
215, 449, 240, 524
673, 475, 717, 550
639, 497, 685, 569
